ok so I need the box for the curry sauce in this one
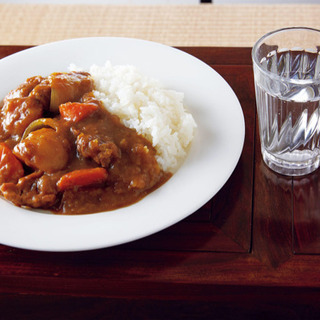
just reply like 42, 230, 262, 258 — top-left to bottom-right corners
0, 72, 171, 214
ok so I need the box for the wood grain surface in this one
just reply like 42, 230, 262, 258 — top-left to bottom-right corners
1, 46, 320, 319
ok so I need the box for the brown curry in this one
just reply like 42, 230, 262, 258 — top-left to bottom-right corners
0, 72, 171, 214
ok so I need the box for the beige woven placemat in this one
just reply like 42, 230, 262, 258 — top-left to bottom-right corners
0, 4, 319, 47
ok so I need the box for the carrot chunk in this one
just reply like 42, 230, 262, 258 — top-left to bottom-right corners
57, 167, 108, 191
0, 142, 24, 184
59, 102, 98, 123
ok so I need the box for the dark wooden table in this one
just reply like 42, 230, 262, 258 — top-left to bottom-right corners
1, 46, 320, 319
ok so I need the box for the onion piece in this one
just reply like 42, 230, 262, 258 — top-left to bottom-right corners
21, 118, 59, 140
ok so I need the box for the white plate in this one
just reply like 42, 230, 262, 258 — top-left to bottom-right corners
0, 37, 245, 252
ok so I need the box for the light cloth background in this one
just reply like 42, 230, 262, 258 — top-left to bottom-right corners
0, 4, 319, 47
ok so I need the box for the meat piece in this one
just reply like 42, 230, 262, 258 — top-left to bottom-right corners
49, 72, 94, 113
29, 77, 51, 109
0, 76, 51, 140
5, 76, 44, 100
13, 128, 70, 173
0, 171, 58, 209
76, 133, 121, 168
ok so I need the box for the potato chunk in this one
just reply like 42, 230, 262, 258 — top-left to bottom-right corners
13, 128, 69, 173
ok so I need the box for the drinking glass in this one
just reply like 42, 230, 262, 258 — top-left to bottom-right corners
252, 27, 320, 176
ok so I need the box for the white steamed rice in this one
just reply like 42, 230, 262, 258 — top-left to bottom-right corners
70, 61, 196, 173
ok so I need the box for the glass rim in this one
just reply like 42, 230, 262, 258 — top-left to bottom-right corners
252, 26, 320, 84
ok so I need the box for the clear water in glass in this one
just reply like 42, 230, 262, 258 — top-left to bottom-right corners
254, 49, 320, 176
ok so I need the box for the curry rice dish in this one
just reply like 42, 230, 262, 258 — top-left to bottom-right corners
0, 63, 196, 214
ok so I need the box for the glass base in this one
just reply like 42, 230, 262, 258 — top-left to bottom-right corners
261, 149, 320, 176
